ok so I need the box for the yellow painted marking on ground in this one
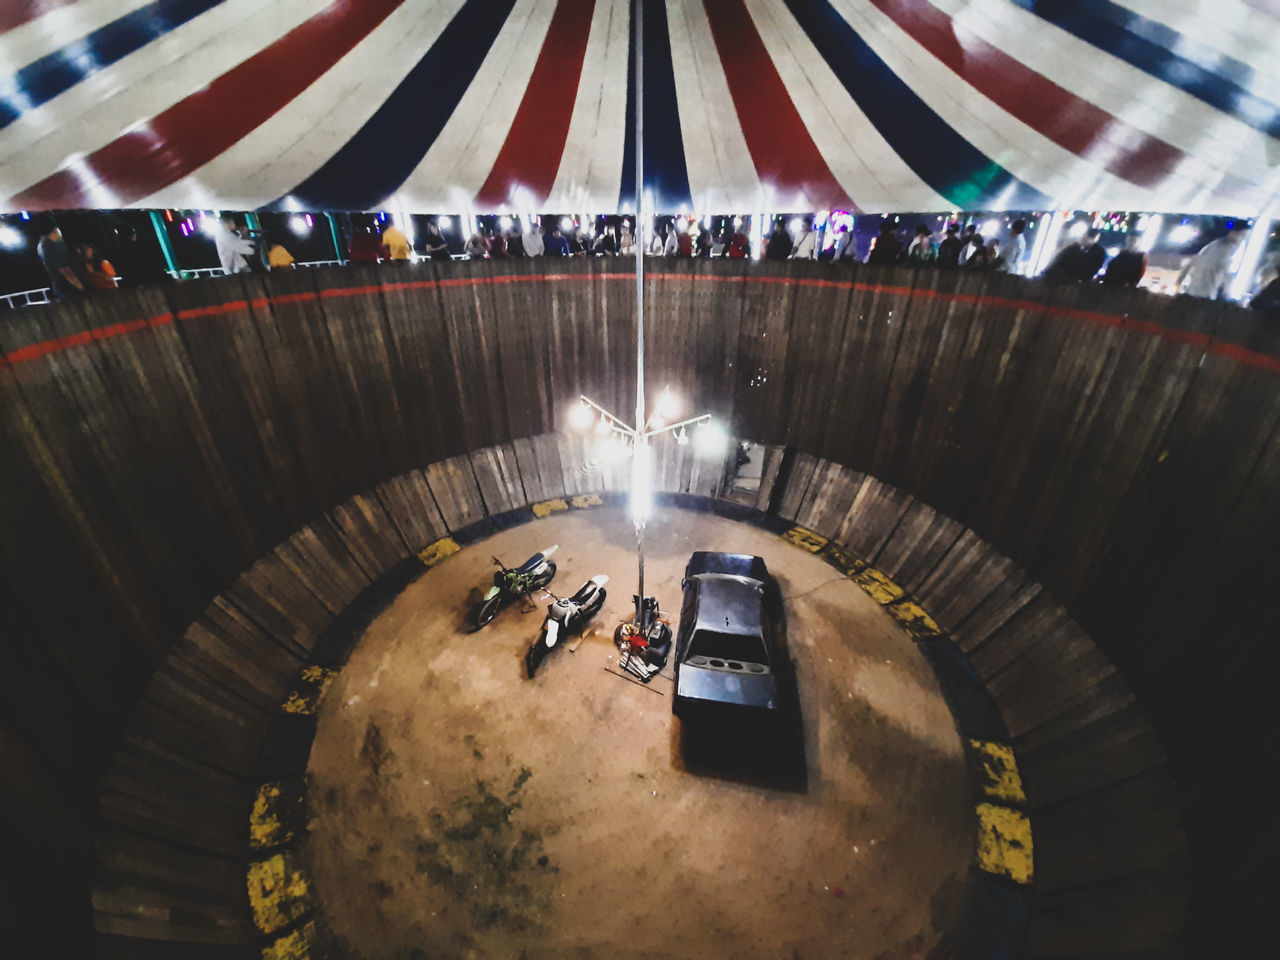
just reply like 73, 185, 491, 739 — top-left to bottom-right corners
853, 566, 905, 604
822, 542, 866, 577
247, 851, 313, 935
968, 740, 1027, 804
417, 536, 460, 568
262, 920, 318, 960
532, 498, 569, 518
887, 600, 942, 638
249, 781, 303, 851
569, 493, 603, 509
975, 802, 1034, 884
783, 526, 828, 552
280, 665, 337, 716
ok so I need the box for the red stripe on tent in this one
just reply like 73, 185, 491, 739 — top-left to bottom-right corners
0, 0, 75, 33
702, 0, 851, 209
10, 0, 403, 209
474, 0, 596, 209
869, 0, 1181, 187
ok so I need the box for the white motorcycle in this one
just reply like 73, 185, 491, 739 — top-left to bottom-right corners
525, 575, 609, 678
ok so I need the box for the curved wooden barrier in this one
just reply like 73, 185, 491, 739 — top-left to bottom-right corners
1, 258, 1275, 956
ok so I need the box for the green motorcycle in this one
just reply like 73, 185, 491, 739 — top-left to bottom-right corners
471, 545, 559, 630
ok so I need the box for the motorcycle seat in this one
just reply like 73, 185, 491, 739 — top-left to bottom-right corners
515, 552, 545, 574
567, 582, 597, 605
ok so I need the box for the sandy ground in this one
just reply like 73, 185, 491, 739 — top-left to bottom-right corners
305, 509, 972, 960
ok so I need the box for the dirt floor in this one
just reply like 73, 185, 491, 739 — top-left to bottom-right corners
304, 508, 973, 960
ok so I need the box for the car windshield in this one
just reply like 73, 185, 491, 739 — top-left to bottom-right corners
688, 629, 768, 665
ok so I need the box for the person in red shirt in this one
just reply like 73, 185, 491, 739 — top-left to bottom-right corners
348, 226, 382, 263
726, 231, 749, 259
676, 229, 693, 256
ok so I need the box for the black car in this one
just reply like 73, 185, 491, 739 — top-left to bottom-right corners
672, 552, 779, 718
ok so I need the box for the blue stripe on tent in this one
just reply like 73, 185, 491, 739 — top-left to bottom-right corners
278, 0, 518, 212
781, 0, 1049, 209
619, 0, 691, 212
0, 0, 225, 130
1009, 0, 1280, 138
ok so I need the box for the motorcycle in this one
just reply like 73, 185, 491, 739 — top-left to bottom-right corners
615, 595, 673, 682
525, 575, 609, 678
471, 546, 559, 631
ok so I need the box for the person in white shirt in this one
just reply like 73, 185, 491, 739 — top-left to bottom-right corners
1001, 219, 1027, 275
618, 224, 635, 256
216, 215, 256, 275
791, 219, 820, 260
662, 226, 679, 256
1179, 226, 1247, 299
522, 221, 544, 258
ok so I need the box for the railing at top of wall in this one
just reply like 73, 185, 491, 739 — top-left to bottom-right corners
0, 260, 361, 309
0, 287, 52, 310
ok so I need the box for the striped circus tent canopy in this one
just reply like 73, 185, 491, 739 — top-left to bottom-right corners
2, 0, 1278, 215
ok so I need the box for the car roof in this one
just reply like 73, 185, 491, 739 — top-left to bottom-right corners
691, 574, 764, 638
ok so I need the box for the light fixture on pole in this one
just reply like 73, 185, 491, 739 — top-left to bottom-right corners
570, 390, 715, 627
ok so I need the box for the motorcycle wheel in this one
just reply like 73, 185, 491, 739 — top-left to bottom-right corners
473, 593, 503, 631
532, 562, 557, 591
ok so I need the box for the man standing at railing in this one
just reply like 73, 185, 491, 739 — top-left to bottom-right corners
216, 215, 256, 275
36, 218, 84, 299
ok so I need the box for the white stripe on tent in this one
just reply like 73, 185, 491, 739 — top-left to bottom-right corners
928, 0, 1279, 210
0, 0, 319, 199
0, 0, 156, 76
667, 0, 763, 212
394, 0, 554, 211
746, 0, 950, 213
141, 1, 464, 210
1111, 0, 1280, 102
544, 0, 629, 212
834, 0, 1161, 211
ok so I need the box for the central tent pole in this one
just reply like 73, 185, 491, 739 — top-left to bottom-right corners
633, 0, 646, 630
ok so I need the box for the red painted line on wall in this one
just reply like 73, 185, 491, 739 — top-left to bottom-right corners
176, 300, 250, 320
702, 0, 852, 210
9, 0, 403, 209
868, 0, 1181, 186
3, 273, 1276, 374
474, 0, 596, 209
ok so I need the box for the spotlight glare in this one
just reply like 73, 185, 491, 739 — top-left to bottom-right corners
498, 216, 512, 233
656, 386, 680, 420
570, 401, 594, 431
288, 215, 308, 235
0, 224, 26, 249
694, 421, 728, 457
437, 216, 452, 230
630, 441, 652, 523
1067, 221, 1088, 240
560, 216, 574, 232
595, 414, 611, 436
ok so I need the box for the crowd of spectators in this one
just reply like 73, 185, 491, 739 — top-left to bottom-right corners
26, 212, 1279, 319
